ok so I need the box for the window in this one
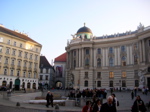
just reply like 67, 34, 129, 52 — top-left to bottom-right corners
0, 46, 2, 52
85, 49, 89, 55
109, 72, 114, 78
24, 62, 27, 67
109, 81, 113, 87
18, 60, 21, 66
46, 68, 48, 73
17, 71, 20, 76
25, 52, 28, 58
122, 80, 126, 87
122, 71, 126, 78
10, 70, 13, 76
34, 72, 36, 78
6, 48, 10, 54
40, 68, 43, 73
14, 41, 16, 46
29, 62, 32, 68
28, 72, 31, 78
97, 81, 101, 87
20, 43, 22, 48
109, 57, 114, 66
109, 47, 113, 53
121, 56, 126, 66
11, 59, 14, 65
12, 50, 16, 55
74, 50, 76, 56
5, 58, 8, 64
40, 75, 43, 80
0, 56, 1, 62
134, 54, 138, 65
73, 60, 76, 68
4, 69, 7, 75
134, 43, 138, 50
36, 48, 38, 52
7, 40, 10, 44
121, 46, 126, 52
149, 40, 150, 46
0, 37, 3, 42
35, 55, 38, 60
30, 54, 32, 59
135, 80, 139, 87
85, 58, 89, 66
34, 63, 37, 69
97, 72, 101, 78
97, 58, 101, 67
84, 80, 88, 87
46, 75, 48, 80
84, 72, 88, 78
18, 51, 22, 57
23, 72, 26, 77
97, 48, 101, 54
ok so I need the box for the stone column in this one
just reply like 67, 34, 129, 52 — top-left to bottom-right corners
102, 48, 105, 66
129, 45, 133, 65
117, 47, 121, 66
142, 40, 146, 62
90, 47, 93, 67
139, 40, 142, 63
126, 45, 130, 65
105, 48, 108, 66
114, 47, 117, 66
79, 48, 81, 67
76, 49, 78, 67
93, 48, 97, 67
82, 48, 84, 67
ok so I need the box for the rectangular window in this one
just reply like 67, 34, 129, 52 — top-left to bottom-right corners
85, 49, 89, 55
35, 55, 38, 60
97, 72, 101, 78
6, 48, 10, 54
109, 81, 113, 87
40, 75, 43, 80
11, 60, 14, 65
12, 50, 16, 55
10, 70, 13, 76
17, 71, 20, 76
40, 69, 43, 73
135, 80, 139, 87
46, 75, 48, 80
4, 69, 7, 75
0, 37, 3, 42
28, 72, 31, 78
97, 81, 101, 87
30, 54, 32, 59
122, 80, 126, 87
14, 41, 16, 46
20, 43, 22, 48
46, 69, 49, 73
0, 46, 2, 52
24, 62, 26, 67
34, 73, 36, 78
74, 50, 76, 56
7, 40, 10, 44
84, 81, 88, 87
84, 72, 88, 78
36, 48, 38, 52
18, 51, 22, 57
0, 56, 1, 62
18, 60, 21, 66
23, 72, 26, 77
122, 72, 126, 78
109, 72, 114, 78
5, 58, 8, 64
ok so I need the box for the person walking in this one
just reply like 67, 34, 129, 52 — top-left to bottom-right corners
111, 93, 118, 108
82, 101, 92, 112
93, 99, 102, 112
45, 91, 50, 108
100, 96, 116, 112
131, 90, 134, 100
131, 95, 147, 112
49, 91, 54, 107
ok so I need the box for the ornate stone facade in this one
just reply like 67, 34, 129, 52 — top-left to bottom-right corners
65, 23, 150, 90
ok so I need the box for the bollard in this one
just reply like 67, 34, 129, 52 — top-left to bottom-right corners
55, 104, 59, 109
16, 102, 20, 106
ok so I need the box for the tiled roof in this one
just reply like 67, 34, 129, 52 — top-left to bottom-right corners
40, 56, 52, 68
0, 26, 41, 45
54, 52, 67, 62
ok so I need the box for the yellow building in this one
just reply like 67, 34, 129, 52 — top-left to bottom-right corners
0, 25, 42, 90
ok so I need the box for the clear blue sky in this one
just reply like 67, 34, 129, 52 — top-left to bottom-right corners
0, 0, 150, 64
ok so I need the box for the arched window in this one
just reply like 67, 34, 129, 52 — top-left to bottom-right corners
85, 58, 89, 66
97, 48, 101, 54
97, 58, 101, 67
134, 54, 138, 65
121, 46, 126, 52
84, 80, 88, 87
109, 47, 113, 53
109, 57, 114, 66
121, 56, 126, 66
27, 82, 30, 89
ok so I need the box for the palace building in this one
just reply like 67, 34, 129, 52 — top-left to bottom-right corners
0, 25, 42, 90
65, 23, 150, 90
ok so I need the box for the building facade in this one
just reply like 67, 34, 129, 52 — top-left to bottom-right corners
65, 23, 150, 90
39, 55, 55, 89
0, 25, 42, 90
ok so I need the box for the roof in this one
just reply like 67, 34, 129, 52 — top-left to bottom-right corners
77, 26, 92, 34
0, 26, 41, 45
54, 52, 67, 62
40, 56, 52, 68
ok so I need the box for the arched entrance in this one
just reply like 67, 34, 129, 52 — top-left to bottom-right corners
27, 82, 30, 89
56, 81, 63, 89
9, 81, 13, 89
32, 83, 36, 89
22, 82, 25, 89
2, 81, 7, 86
15, 79, 20, 90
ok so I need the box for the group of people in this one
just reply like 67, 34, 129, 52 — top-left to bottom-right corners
82, 93, 118, 112
45, 91, 53, 108
82, 93, 148, 112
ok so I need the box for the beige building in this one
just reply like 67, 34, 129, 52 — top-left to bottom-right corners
65, 23, 150, 90
0, 25, 42, 90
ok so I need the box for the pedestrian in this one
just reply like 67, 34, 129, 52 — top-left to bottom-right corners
131, 95, 147, 112
131, 90, 134, 100
49, 91, 54, 107
45, 91, 50, 108
93, 99, 102, 112
82, 101, 92, 112
100, 96, 116, 112
111, 93, 118, 108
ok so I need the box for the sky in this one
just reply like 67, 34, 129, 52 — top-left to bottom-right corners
0, 0, 150, 64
